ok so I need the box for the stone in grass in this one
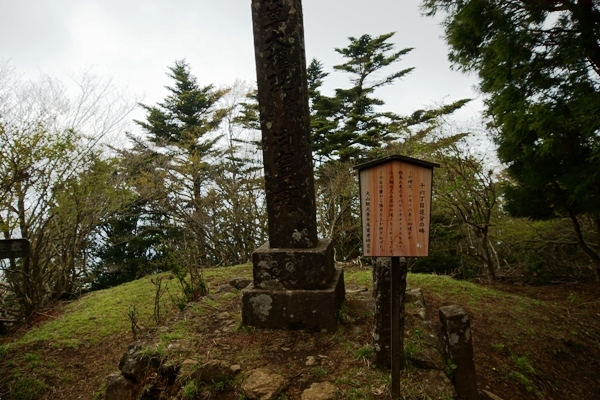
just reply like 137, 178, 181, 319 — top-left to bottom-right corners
118, 342, 159, 383
414, 370, 457, 399
301, 381, 338, 400
105, 372, 135, 400
305, 356, 318, 366
230, 277, 253, 290
192, 360, 235, 383
482, 389, 506, 400
241, 368, 289, 400
409, 345, 446, 371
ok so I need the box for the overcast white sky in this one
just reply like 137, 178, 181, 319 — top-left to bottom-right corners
0, 0, 483, 125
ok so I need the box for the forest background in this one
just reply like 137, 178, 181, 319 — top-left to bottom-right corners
1, 0, 600, 324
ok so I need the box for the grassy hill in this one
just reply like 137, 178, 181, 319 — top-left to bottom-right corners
0, 264, 598, 399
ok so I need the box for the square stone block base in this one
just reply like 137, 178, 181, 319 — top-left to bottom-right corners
252, 239, 335, 290
241, 268, 345, 332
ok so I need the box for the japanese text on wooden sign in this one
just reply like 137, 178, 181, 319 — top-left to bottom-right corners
357, 157, 435, 257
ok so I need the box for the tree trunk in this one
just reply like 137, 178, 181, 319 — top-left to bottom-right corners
569, 211, 600, 282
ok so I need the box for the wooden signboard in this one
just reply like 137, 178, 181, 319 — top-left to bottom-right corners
355, 155, 438, 257
0, 239, 30, 259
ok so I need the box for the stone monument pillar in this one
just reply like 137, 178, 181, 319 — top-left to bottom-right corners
241, 0, 344, 331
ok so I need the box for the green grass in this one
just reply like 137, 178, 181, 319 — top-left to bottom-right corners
16, 273, 179, 347
8, 377, 49, 400
2, 264, 592, 400
344, 268, 372, 287
14, 265, 251, 348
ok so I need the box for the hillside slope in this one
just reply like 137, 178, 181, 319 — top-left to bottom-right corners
0, 264, 598, 399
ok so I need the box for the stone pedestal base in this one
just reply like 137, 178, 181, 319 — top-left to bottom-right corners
241, 268, 345, 332
252, 239, 335, 290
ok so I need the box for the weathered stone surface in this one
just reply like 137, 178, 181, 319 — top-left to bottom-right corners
242, 268, 344, 331
408, 345, 446, 371
405, 288, 425, 304
252, 239, 335, 290
215, 284, 235, 293
230, 364, 242, 374
230, 277, 253, 290
105, 372, 135, 400
305, 356, 317, 366
405, 288, 427, 320
371, 257, 391, 368
242, 368, 288, 400
439, 305, 478, 400
251, 0, 317, 249
482, 390, 506, 400
167, 339, 195, 353
301, 381, 338, 400
414, 370, 457, 399
118, 342, 147, 382
480, 390, 504, 400
192, 360, 235, 383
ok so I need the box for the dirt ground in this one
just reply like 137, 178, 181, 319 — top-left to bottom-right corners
1, 270, 599, 399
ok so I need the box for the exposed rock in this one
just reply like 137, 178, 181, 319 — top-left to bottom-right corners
482, 389, 506, 400
105, 372, 135, 400
167, 339, 195, 353
241, 368, 288, 400
216, 284, 234, 293
305, 356, 318, 366
230, 277, 253, 290
217, 312, 230, 319
301, 381, 338, 400
118, 342, 153, 382
192, 360, 235, 383
230, 364, 242, 374
409, 345, 446, 371
414, 370, 456, 399
405, 288, 425, 304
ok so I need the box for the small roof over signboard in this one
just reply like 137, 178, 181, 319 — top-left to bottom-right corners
354, 154, 440, 172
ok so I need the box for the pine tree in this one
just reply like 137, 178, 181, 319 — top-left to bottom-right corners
309, 32, 469, 164
309, 33, 414, 163
135, 60, 229, 207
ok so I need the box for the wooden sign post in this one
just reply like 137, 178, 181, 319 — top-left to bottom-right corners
355, 155, 438, 399
0, 239, 30, 259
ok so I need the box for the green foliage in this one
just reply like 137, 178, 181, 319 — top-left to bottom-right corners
183, 380, 199, 399
160, 243, 208, 310
353, 345, 373, 361
309, 33, 414, 163
90, 200, 177, 290
309, 32, 468, 164
309, 32, 469, 261
0, 344, 8, 358
492, 343, 506, 353
423, 0, 600, 277
0, 69, 137, 318
445, 359, 457, 379
136, 59, 228, 149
